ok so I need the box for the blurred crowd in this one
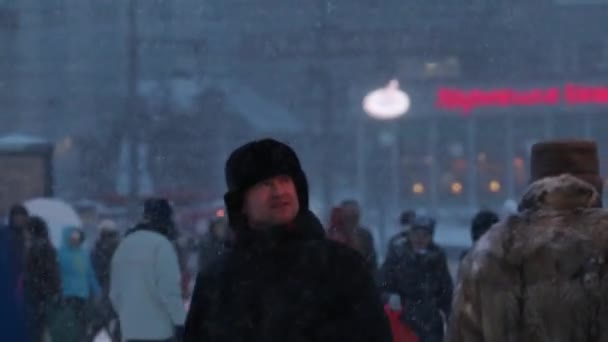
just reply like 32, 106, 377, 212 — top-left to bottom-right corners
0, 198, 233, 342
0, 181, 500, 342
3, 137, 595, 342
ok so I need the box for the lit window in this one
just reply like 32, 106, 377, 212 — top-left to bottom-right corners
412, 182, 425, 195
451, 182, 463, 195
489, 180, 501, 193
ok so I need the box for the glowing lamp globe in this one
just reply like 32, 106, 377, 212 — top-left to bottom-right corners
363, 80, 410, 120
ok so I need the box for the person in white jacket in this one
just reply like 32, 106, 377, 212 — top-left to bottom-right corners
110, 198, 186, 342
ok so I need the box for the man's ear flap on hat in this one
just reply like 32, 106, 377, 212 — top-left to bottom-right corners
224, 191, 244, 214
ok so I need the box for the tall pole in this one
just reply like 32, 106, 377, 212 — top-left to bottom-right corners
317, 0, 333, 215
544, 113, 554, 139
428, 118, 439, 216
127, 0, 140, 216
390, 125, 400, 215
467, 117, 478, 211
505, 115, 515, 200
356, 113, 366, 209
584, 113, 592, 139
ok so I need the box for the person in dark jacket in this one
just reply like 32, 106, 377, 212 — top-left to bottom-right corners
197, 217, 231, 274
341, 199, 378, 273
327, 206, 359, 248
380, 216, 453, 342
384, 210, 417, 263
24, 216, 61, 342
90, 219, 121, 342
0, 227, 28, 341
399, 210, 416, 230
92, 220, 120, 294
459, 210, 499, 261
4, 204, 29, 297
184, 138, 392, 342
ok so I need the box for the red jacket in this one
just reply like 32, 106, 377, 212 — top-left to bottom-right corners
384, 305, 419, 342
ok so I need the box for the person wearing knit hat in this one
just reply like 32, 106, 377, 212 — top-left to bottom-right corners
448, 139, 608, 342
185, 138, 392, 342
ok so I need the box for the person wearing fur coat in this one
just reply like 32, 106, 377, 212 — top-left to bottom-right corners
448, 140, 608, 342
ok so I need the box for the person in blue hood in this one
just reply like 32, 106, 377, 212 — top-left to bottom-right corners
56, 226, 101, 341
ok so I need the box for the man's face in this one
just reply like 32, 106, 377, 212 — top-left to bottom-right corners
243, 175, 300, 229
409, 228, 432, 251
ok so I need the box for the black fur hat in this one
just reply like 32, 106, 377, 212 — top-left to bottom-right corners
224, 139, 310, 228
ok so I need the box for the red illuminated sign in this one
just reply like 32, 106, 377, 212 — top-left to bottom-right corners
436, 84, 608, 115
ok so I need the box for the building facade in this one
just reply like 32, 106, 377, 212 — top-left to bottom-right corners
2, 0, 608, 220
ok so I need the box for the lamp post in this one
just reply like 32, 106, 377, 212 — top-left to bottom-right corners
126, 0, 140, 217
361, 80, 410, 254
315, 0, 333, 215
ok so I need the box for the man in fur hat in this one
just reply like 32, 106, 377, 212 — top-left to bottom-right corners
447, 140, 608, 342
184, 138, 391, 342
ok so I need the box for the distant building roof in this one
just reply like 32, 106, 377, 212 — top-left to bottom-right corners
0, 134, 52, 152
214, 79, 302, 133
139, 77, 302, 134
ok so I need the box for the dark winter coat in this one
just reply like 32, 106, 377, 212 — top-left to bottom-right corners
380, 232, 453, 340
447, 174, 608, 342
1, 224, 26, 296
326, 220, 377, 273
197, 233, 230, 274
91, 233, 120, 295
184, 210, 392, 342
357, 226, 378, 273
0, 228, 27, 341
24, 235, 61, 328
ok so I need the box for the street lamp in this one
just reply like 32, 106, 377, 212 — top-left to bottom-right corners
362, 80, 410, 120
360, 79, 410, 258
